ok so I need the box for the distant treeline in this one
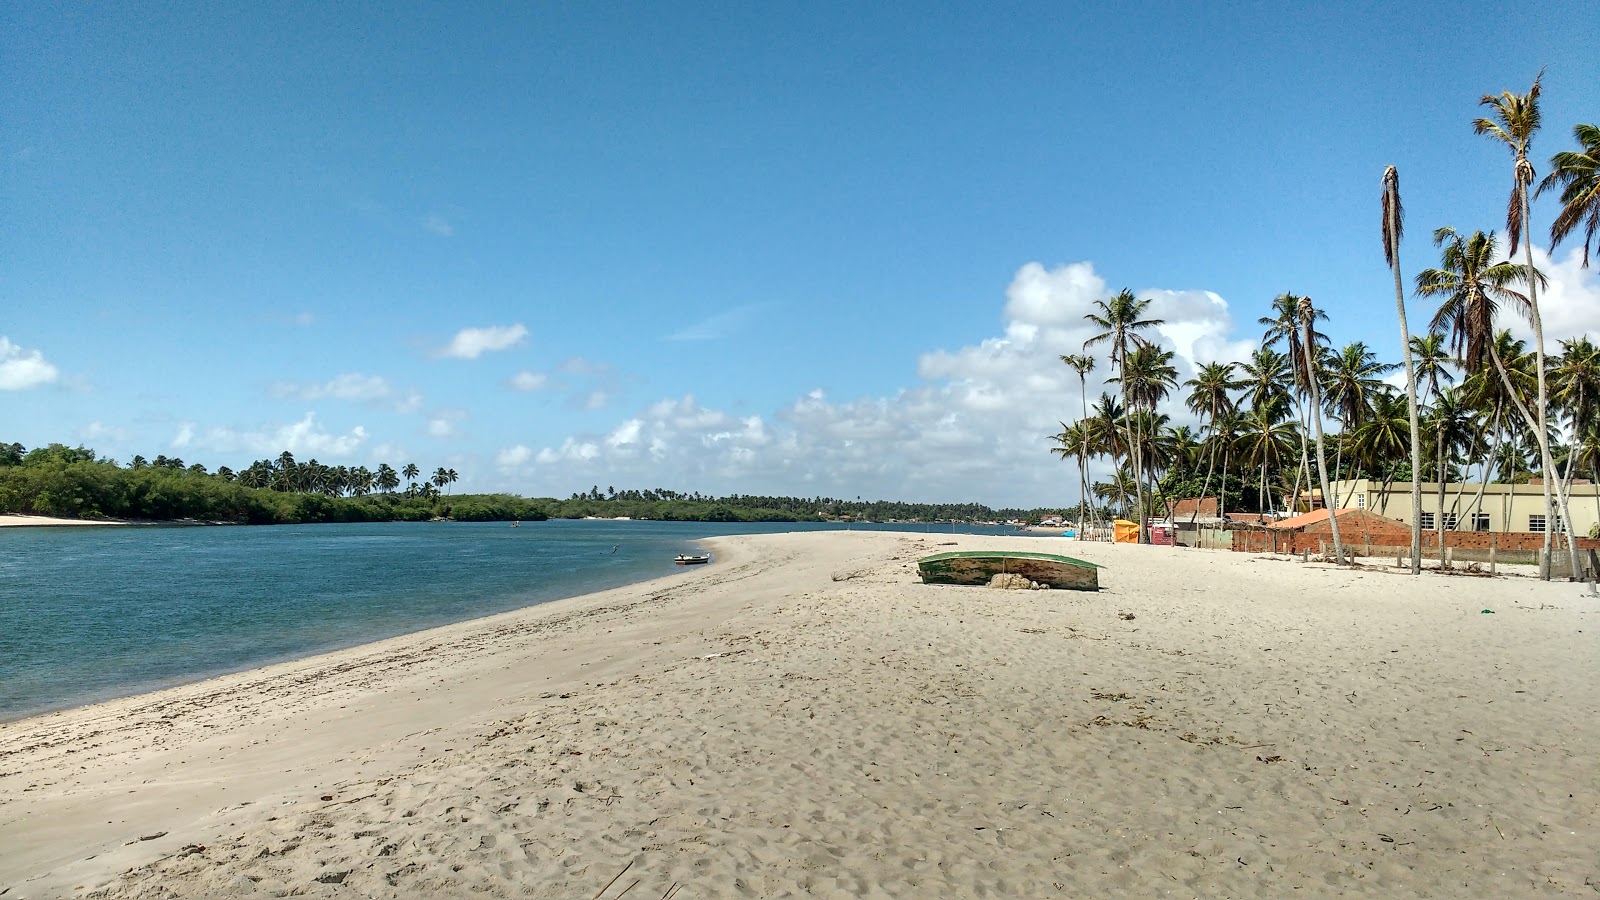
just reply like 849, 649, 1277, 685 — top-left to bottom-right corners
543, 485, 1041, 523
0, 443, 1056, 526
0, 443, 546, 525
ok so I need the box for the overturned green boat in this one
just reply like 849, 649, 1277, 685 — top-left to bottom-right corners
916, 550, 1100, 591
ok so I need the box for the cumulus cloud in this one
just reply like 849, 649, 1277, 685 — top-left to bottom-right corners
508, 370, 549, 391
172, 423, 195, 449
495, 445, 533, 468
436, 324, 528, 359
426, 409, 467, 438
1502, 245, 1600, 345
202, 413, 368, 458
490, 261, 1258, 506
0, 336, 60, 390
271, 373, 423, 413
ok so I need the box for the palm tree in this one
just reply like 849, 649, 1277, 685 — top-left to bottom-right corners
1382, 165, 1426, 573
1239, 399, 1297, 517
1321, 341, 1397, 499
1060, 353, 1097, 520
432, 467, 449, 491
402, 463, 420, 492
1297, 297, 1343, 562
1353, 391, 1412, 516
1084, 290, 1164, 540
1184, 361, 1241, 523
1552, 337, 1600, 524
1408, 333, 1457, 403
1085, 393, 1129, 517
445, 468, 459, 494
1426, 387, 1475, 564
375, 463, 400, 493
1050, 421, 1090, 521
1417, 226, 1572, 577
1539, 123, 1600, 267
1122, 343, 1179, 520
1240, 348, 1293, 415
1475, 72, 1575, 579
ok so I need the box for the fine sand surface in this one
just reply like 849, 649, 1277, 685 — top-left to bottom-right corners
0, 515, 122, 527
2, 532, 1597, 898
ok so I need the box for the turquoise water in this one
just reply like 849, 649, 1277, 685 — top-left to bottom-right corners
0, 519, 1026, 721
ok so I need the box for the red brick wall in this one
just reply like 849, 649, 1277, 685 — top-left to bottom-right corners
1231, 528, 1599, 554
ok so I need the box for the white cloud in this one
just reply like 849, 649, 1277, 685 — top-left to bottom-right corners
489, 261, 1257, 506
665, 303, 771, 341
202, 413, 368, 459
80, 422, 129, 443
0, 337, 60, 390
1502, 245, 1600, 345
422, 214, 454, 237
172, 422, 195, 449
436, 324, 528, 359
508, 370, 549, 391
495, 445, 533, 467
271, 373, 423, 413
426, 408, 466, 438
272, 373, 394, 403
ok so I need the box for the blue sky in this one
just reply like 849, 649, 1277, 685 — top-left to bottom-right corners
4, 1, 1598, 507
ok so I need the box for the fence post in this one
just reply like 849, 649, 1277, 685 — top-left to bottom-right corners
1489, 534, 1497, 576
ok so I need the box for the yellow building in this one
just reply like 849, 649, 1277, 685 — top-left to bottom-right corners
1328, 478, 1599, 536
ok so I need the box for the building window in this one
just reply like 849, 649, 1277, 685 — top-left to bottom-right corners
1356, 495, 1366, 509
1419, 512, 1435, 529
1472, 513, 1490, 531
1529, 515, 1546, 533
1442, 512, 1459, 530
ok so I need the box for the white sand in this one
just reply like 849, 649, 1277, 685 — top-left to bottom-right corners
0, 515, 122, 527
2, 531, 1597, 898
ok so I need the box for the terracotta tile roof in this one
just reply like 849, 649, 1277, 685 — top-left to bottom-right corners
1166, 497, 1219, 518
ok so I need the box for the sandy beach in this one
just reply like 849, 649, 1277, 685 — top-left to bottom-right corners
2, 531, 1597, 897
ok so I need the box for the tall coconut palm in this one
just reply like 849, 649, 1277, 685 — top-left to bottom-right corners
375, 463, 400, 493
1539, 123, 1600, 267
1382, 166, 1426, 574
1408, 332, 1457, 403
1060, 353, 1097, 521
1122, 343, 1179, 519
1425, 387, 1476, 563
1239, 399, 1297, 516
402, 463, 420, 491
1296, 296, 1343, 562
1049, 421, 1090, 522
1321, 341, 1398, 498
1551, 337, 1600, 525
1084, 290, 1164, 540
1240, 347, 1293, 416
1184, 361, 1241, 523
1417, 225, 1572, 576
1475, 72, 1575, 578
1085, 393, 1129, 516
1353, 391, 1412, 516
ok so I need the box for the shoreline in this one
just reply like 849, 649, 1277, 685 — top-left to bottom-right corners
0, 514, 126, 528
4, 532, 1596, 897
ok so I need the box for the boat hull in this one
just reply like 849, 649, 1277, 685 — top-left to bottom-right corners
674, 555, 710, 565
916, 551, 1099, 591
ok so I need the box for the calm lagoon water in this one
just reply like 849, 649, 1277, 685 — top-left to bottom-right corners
0, 519, 1026, 721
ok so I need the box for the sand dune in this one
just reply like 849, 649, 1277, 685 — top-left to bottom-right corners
2, 532, 1597, 897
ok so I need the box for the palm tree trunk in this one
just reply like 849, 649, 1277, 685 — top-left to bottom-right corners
1388, 203, 1424, 575
1195, 423, 1218, 525
1465, 406, 1503, 530
1520, 182, 1580, 579
1079, 374, 1091, 528
1436, 429, 1448, 567
1300, 317, 1342, 563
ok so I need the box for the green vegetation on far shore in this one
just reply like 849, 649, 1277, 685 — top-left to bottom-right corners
0, 443, 1056, 526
